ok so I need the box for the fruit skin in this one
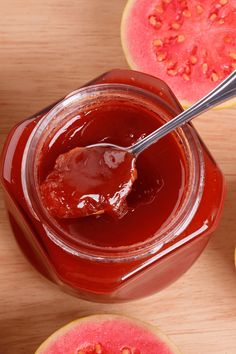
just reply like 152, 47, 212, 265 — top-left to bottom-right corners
35, 314, 181, 354
121, 0, 236, 109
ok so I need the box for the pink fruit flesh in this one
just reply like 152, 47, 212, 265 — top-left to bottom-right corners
35, 315, 181, 354
121, 0, 236, 104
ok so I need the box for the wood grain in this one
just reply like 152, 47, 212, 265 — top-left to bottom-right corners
0, 1, 235, 353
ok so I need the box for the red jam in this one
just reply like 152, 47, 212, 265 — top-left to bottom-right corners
40, 146, 136, 219
38, 98, 188, 248
0, 70, 225, 302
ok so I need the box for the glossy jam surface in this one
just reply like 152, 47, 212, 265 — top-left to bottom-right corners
38, 101, 187, 248
40, 146, 136, 219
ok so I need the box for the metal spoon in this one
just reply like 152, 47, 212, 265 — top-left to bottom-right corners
87, 70, 235, 157
130, 70, 236, 155
59, 71, 235, 218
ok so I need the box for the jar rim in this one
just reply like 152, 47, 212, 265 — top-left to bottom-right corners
21, 83, 205, 262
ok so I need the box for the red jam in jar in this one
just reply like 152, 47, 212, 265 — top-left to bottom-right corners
0, 70, 225, 302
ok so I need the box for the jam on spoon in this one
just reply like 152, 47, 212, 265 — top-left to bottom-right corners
40, 145, 137, 219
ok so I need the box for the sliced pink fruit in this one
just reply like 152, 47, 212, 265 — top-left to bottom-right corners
121, 0, 236, 107
35, 315, 181, 354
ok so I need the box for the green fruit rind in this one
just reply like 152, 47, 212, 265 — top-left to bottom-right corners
121, 0, 236, 110
35, 314, 182, 354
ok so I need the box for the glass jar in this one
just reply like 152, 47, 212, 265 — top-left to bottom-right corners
0, 70, 225, 302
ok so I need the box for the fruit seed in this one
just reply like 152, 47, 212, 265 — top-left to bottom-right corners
171, 22, 181, 30
183, 9, 191, 17
177, 34, 185, 43
153, 38, 163, 47
183, 73, 190, 81
211, 72, 219, 82
95, 344, 103, 354
229, 52, 236, 60
121, 348, 131, 354
190, 55, 197, 64
185, 65, 191, 74
167, 69, 178, 76
149, 16, 162, 28
166, 60, 177, 69
209, 13, 217, 21
196, 4, 204, 14
219, 0, 228, 5
202, 63, 208, 74
156, 52, 167, 61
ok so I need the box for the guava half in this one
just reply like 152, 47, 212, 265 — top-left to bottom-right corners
121, 0, 236, 107
35, 314, 181, 354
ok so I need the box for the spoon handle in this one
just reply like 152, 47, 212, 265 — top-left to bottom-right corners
131, 70, 236, 156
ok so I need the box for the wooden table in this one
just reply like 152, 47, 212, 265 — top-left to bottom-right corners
0, 1, 235, 353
